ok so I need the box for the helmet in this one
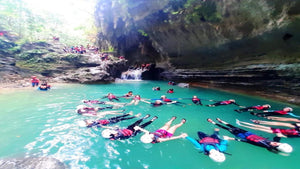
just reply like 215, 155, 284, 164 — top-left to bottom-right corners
101, 129, 118, 138
209, 149, 226, 163
140, 133, 154, 143
277, 143, 293, 153
264, 104, 271, 108
284, 107, 293, 112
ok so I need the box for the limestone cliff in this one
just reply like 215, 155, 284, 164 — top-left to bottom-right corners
95, 0, 300, 104
95, 0, 300, 67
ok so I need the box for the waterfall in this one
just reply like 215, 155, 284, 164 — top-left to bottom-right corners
120, 68, 145, 81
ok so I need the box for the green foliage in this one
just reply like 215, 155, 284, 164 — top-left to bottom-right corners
184, 1, 222, 23
138, 29, 148, 37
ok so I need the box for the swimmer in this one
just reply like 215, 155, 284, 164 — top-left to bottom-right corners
206, 99, 241, 107
84, 111, 141, 127
235, 104, 271, 113
76, 105, 125, 117
101, 93, 120, 101
127, 95, 142, 106
251, 107, 298, 117
135, 116, 187, 143
207, 118, 293, 154
152, 87, 160, 91
192, 96, 203, 105
101, 114, 158, 140
141, 99, 178, 107
122, 91, 133, 98
167, 89, 174, 93
236, 119, 300, 138
185, 128, 232, 163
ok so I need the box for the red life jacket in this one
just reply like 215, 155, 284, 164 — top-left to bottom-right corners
246, 134, 266, 142
192, 98, 200, 102
274, 110, 288, 115
280, 129, 299, 136
252, 106, 265, 110
108, 95, 117, 100
163, 98, 172, 102
199, 137, 220, 144
119, 129, 133, 136
99, 119, 110, 125
220, 100, 232, 105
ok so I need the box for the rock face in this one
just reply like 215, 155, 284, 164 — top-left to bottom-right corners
95, 0, 300, 67
160, 64, 300, 104
95, 0, 300, 104
0, 35, 128, 85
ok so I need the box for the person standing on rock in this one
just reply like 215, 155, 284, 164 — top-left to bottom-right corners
30, 76, 40, 87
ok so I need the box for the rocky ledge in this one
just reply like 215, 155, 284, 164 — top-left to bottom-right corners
159, 64, 300, 105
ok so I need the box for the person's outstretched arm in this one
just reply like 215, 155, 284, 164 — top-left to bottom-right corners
185, 136, 204, 152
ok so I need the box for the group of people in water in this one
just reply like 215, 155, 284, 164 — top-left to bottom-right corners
75, 83, 297, 163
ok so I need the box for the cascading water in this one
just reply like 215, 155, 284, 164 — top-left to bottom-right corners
120, 68, 145, 80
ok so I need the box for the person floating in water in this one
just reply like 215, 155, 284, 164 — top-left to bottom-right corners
168, 81, 176, 85
206, 99, 241, 107
141, 99, 178, 107
185, 128, 232, 163
38, 81, 51, 90
102, 93, 120, 101
264, 116, 300, 123
135, 116, 187, 144
127, 95, 142, 106
82, 100, 106, 104
236, 119, 300, 138
152, 87, 160, 91
83, 111, 141, 127
167, 89, 174, 93
76, 105, 124, 117
30, 76, 40, 87
82, 100, 127, 108
251, 107, 298, 117
207, 118, 293, 154
101, 114, 158, 140
191, 96, 203, 105
122, 91, 133, 98
235, 104, 271, 113
160, 95, 173, 102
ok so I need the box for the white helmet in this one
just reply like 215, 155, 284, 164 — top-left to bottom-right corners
277, 143, 293, 153
101, 129, 118, 138
209, 149, 226, 163
140, 133, 154, 143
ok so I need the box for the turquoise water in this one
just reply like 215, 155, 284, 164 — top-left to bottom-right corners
0, 81, 299, 169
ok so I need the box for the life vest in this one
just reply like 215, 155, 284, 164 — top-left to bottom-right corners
280, 129, 299, 136
108, 95, 117, 100
99, 119, 110, 125
199, 137, 220, 151
119, 129, 133, 137
246, 134, 266, 143
163, 98, 172, 102
220, 100, 232, 105
199, 137, 220, 144
154, 130, 167, 138
252, 105, 265, 110
274, 110, 288, 115
167, 90, 174, 93
31, 78, 39, 83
